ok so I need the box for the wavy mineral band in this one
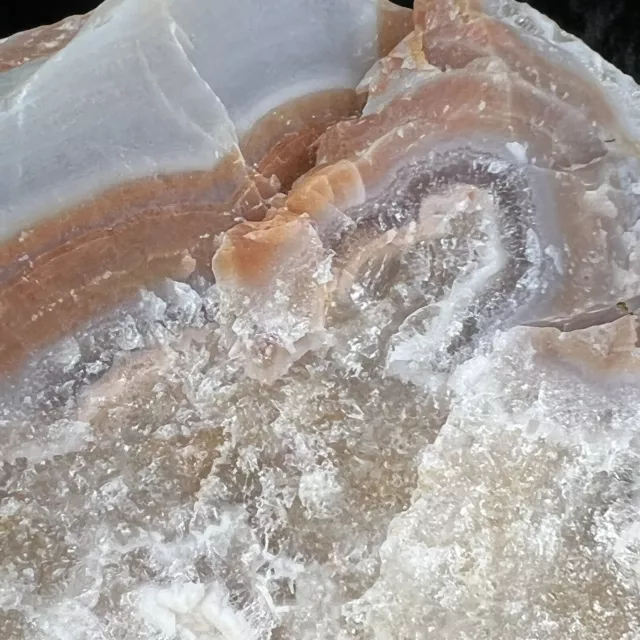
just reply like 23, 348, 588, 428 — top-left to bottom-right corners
1, 0, 639, 385
0, 0, 411, 373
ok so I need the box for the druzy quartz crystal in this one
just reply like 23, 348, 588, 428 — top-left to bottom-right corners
1, 0, 640, 638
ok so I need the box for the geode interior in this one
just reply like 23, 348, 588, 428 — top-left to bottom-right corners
1, 0, 640, 638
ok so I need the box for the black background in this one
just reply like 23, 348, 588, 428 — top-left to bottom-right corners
1, 0, 639, 80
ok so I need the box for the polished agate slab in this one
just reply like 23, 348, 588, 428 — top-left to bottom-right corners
2, 0, 640, 638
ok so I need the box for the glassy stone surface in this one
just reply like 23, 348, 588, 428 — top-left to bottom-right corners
1, 0, 640, 638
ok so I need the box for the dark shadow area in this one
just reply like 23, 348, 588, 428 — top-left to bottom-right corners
389, 0, 639, 79
1, 0, 639, 79
1, 1, 98, 37
531, 0, 640, 78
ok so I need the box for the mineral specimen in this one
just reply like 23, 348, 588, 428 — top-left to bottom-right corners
1, 0, 640, 638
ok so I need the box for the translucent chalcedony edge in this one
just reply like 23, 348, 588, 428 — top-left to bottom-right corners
0, 0, 411, 373
485, 0, 640, 141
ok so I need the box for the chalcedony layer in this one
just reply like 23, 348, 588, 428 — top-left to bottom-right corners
1, 0, 640, 639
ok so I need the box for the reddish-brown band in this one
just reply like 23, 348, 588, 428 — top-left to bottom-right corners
0, 10, 412, 375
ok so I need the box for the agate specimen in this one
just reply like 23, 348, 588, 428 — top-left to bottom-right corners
1, 0, 640, 638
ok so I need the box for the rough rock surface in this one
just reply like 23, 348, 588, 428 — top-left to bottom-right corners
1, 0, 640, 639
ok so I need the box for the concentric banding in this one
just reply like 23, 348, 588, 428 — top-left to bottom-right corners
332, 147, 557, 369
